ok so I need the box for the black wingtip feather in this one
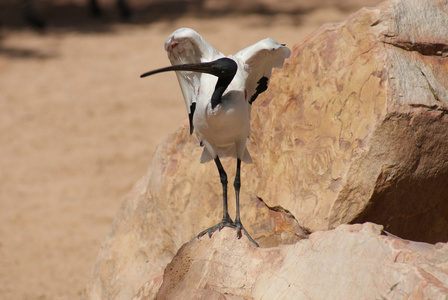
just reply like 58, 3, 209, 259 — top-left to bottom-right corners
249, 77, 269, 104
188, 102, 196, 135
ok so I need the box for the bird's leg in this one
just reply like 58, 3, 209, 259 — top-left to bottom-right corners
197, 157, 235, 239
215, 156, 234, 224
233, 159, 259, 247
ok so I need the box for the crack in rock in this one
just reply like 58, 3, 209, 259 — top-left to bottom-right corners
408, 103, 448, 115
383, 41, 448, 57
256, 196, 311, 239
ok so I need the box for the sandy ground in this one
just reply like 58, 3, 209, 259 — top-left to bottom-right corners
0, 1, 380, 299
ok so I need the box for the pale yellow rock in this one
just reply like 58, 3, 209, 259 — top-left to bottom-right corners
249, 0, 448, 241
136, 224, 448, 300
85, 0, 448, 298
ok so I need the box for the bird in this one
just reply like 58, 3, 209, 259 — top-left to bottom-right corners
140, 28, 290, 247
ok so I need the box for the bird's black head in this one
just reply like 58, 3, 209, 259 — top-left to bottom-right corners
205, 57, 237, 79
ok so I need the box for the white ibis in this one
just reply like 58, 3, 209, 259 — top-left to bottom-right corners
141, 28, 290, 247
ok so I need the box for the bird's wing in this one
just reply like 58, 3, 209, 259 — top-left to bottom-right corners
164, 28, 223, 134
234, 38, 290, 105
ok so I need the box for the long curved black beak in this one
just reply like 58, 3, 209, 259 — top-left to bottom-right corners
140, 57, 237, 79
140, 62, 215, 78
140, 57, 237, 110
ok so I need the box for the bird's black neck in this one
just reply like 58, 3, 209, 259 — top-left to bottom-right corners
209, 58, 237, 110
211, 77, 233, 109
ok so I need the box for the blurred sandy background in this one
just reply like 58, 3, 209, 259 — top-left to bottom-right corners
0, 0, 380, 298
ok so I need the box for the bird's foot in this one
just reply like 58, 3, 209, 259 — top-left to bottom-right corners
197, 217, 235, 239
197, 217, 259, 247
234, 220, 259, 247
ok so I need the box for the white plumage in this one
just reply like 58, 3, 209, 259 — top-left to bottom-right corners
141, 28, 290, 246
164, 28, 290, 164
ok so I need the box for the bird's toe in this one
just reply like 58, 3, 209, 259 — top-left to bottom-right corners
197, 220, 236, 239
234, 221, 259, 247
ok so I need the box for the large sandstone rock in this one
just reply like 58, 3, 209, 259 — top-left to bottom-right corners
84, 0, 448, 298
134, 223, 448, 300
252, 0, 448, 242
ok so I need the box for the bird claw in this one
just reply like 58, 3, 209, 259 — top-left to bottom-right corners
234, 221, 259, 247
198, 220, 259, 247
236, 227, 242, 239
197, 220, 236, 239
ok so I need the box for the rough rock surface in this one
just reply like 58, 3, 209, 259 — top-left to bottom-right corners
134, 223, 448, 300
85, 0, 448, 299
251, 0, 448, 242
